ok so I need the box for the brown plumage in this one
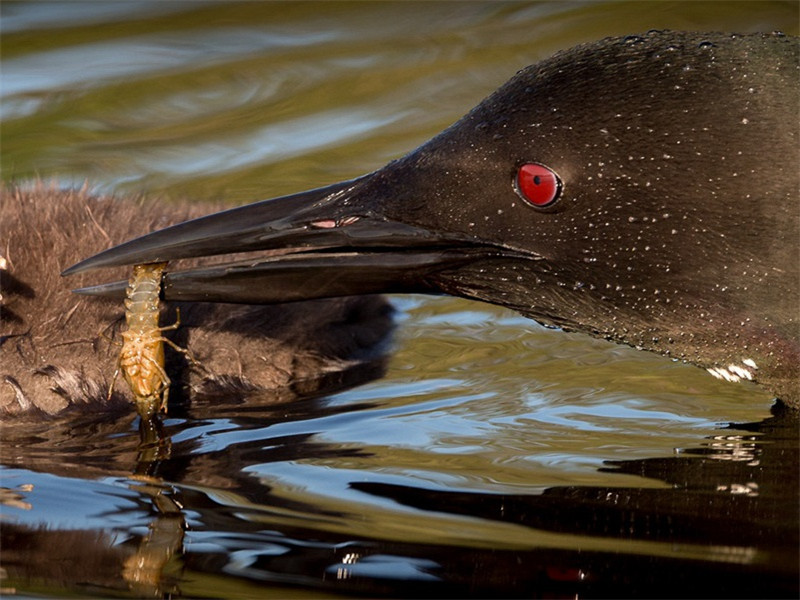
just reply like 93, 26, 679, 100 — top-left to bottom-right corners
0, 183, 392, 418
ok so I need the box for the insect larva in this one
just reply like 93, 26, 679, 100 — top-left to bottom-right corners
108, 262, 193, 417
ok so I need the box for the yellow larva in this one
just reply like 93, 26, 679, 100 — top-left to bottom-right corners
108, 262, 188, 417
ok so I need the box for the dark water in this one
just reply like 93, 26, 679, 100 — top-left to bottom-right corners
1, 2, 798, 598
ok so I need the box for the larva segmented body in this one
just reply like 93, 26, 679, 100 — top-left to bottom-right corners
109, 262, 184, 417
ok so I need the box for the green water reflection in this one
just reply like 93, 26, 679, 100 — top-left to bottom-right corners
2, 1, 797, 202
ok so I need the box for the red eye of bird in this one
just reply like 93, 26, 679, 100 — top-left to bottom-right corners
515, 163, 562, 207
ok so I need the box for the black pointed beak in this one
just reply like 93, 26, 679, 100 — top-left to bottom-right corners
64, 175, 431, 273
63, 173, 499, 304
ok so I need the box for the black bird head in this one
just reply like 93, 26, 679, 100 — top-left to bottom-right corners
65, 31, 799, 406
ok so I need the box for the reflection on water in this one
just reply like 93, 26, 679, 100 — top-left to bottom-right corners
1, 1, 798, 598
2, 394, 797, 598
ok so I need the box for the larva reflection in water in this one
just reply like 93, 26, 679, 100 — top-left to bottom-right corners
109, 262, 193, 417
